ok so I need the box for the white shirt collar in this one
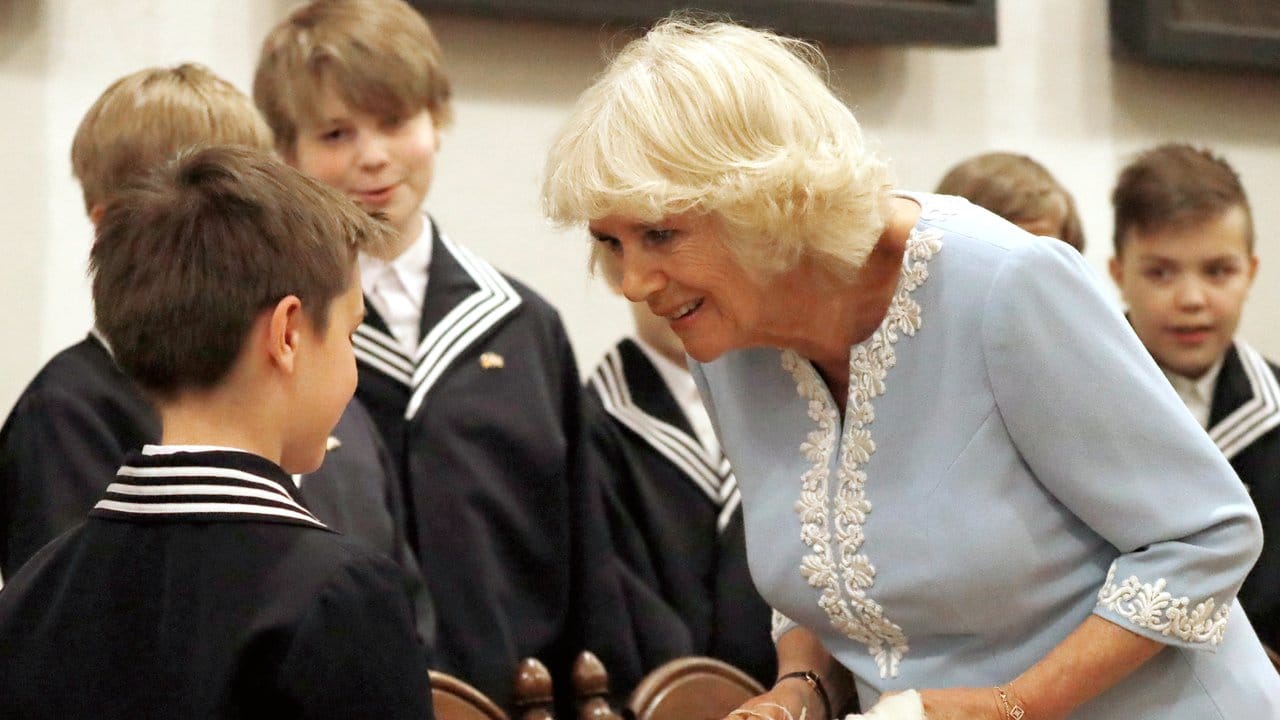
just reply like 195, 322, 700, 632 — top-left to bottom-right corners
358, 218, 433, 299
358, 218, 433, 352
1163, 355, 1225, 429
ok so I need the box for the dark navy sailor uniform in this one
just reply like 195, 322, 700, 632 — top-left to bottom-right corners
1208, 341, 1280, 649
0, 447, 433, 719
352, 223, 581, 708
579, 338, 775, 694
0, 334, 435, 656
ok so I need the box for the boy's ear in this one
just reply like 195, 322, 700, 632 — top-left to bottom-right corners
266, 295, 305, 373
1108, 255, 1124, 288
89, 204, 105, 228
1247, 254, 1260, 284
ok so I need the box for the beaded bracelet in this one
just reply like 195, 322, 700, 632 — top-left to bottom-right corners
775, 671, 832, 720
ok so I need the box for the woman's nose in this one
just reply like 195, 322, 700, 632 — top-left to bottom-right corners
619, 253, 665, 303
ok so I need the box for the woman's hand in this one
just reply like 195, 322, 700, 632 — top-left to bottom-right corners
724, 681, 819, 720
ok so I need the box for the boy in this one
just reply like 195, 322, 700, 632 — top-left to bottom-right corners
1109, 143, 1278, 650
0, 65, 435, 655
255, 0, 584, 706
579, 299, 775, 694
0, 145, 433, 718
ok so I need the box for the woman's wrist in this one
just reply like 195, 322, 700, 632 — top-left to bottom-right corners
992, 682, 1028, 720
774, 670, 832, 720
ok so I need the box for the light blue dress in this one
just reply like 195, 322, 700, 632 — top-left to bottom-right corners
690, 193, 1280, 717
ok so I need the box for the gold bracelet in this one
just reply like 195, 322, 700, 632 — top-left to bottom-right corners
994, 686, 1026, 720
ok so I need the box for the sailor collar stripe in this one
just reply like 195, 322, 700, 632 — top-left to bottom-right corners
353, 232, 522, 420
92, 462, 328, 529
591, 346, 738, 519
1210, 342, 1280, 461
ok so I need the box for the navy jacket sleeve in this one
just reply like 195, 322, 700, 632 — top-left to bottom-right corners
279, 553, 435, 719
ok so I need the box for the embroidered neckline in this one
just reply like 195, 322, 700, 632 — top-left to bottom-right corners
781, 208, 943, 678
1096, 562, 1230, 646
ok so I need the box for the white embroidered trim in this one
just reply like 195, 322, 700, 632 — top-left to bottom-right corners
1096, 562, 1231, 647
781, 221, 942, 679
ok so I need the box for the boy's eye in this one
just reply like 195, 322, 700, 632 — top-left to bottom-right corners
1141, 266, 1173, 282
320, 127, 349, 143
1205, 262, 1239, 280
381, 115, 405, 129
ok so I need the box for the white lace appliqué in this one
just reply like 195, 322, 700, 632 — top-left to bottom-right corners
1096, 562, 1231, 647
781, 221, 942, 679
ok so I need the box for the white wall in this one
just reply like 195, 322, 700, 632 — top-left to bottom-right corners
2, 0, 1278, 415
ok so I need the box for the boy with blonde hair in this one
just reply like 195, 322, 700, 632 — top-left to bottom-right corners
256, 0, 585, 705
0, 145, 433, 718
1109, 143, 1278, 650
0, 66, 434, 656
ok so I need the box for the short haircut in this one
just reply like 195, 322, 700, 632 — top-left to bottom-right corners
90, 145, 394, 400
254, 0, 453, 154
935, 152, 1085, 252
71, 63, 273, 214
542, 17, 893, 282
1111, 143, 1253, 255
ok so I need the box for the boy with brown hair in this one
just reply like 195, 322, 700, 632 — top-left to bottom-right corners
255, 0, 584, 706
0, 66, 435, 655
1109, 142, 1278, 650
0, 145, 433, 718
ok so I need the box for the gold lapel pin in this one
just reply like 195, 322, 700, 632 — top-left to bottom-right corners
479, 351, 505, 370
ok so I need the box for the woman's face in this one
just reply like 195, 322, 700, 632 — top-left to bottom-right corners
589, 212, 768, 362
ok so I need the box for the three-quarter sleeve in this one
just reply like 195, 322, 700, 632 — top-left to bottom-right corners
981, 239, 1262, 652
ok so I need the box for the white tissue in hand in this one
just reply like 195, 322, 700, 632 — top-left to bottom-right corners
846, 690, 924, 720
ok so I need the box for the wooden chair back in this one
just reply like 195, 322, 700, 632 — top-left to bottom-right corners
572, 651, 624, 720
628, 657, 766, 720
431, 657, 556, 720
513, 657, 556, 720
430, 670, 508, 720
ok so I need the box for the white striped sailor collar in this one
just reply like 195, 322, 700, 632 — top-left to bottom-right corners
90, 445, 330, 530
589, 339, 741, 532
354, 217, 522, 421
1209, 340, 1280, 461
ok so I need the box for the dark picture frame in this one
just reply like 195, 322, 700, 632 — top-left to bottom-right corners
1110, 0, 1280, 73
411, 1, 997, 47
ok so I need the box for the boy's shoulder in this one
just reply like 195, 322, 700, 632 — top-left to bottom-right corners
14, 335, 132, 402
0, 334, 157, 459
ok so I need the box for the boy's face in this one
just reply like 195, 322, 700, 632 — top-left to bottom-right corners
282, 276, 365, 474
290, 79, 438, 249
1109, 204, 1257, 379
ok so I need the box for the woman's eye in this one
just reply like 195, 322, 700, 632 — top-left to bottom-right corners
644, 228, 674, 244
595, 236, 622, 253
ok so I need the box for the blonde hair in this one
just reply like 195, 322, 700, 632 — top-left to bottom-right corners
70, 64, 272, 213
543, 17, 893, 281
935, 152, 1085, 251
254, 0, 452, 154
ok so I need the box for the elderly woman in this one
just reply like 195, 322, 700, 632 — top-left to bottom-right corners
543, 18, 1280, 720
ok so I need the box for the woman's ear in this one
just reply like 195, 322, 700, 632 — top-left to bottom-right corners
266, 295, 305, 374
